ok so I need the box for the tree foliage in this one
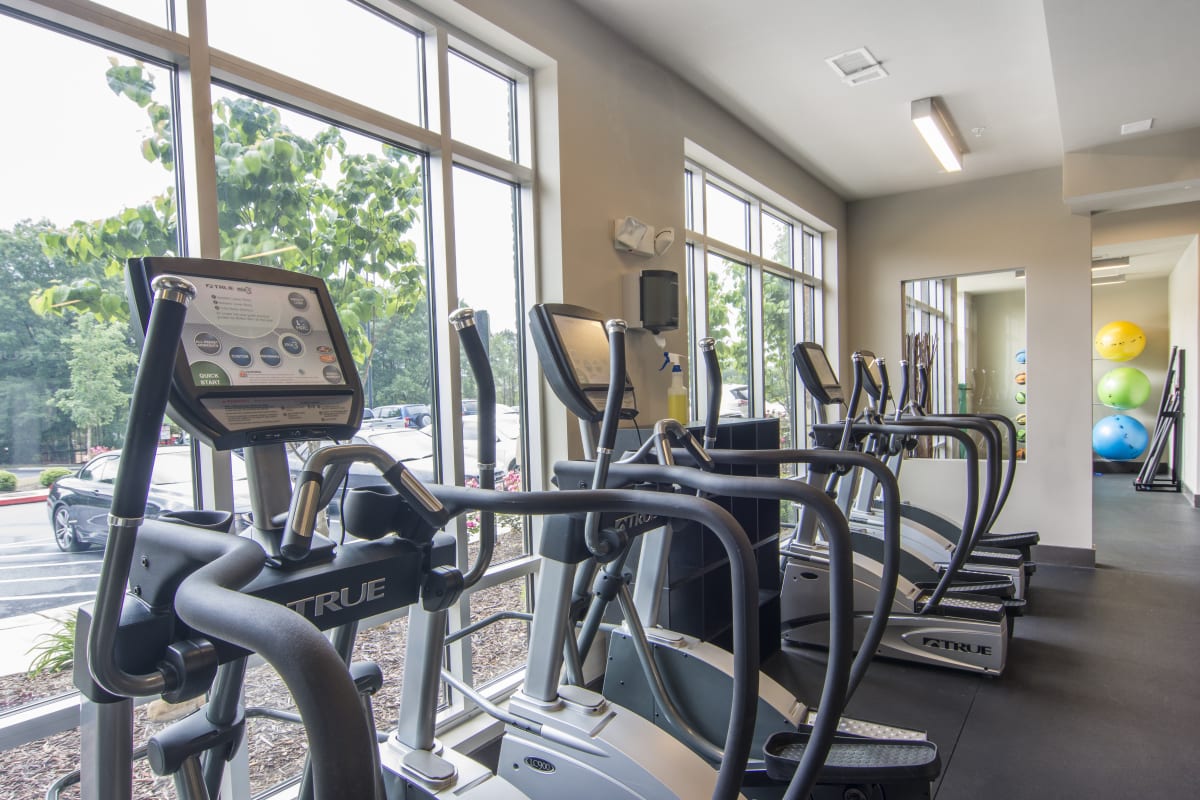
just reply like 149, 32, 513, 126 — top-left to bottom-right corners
30, 59, 427, 376
52, 315, 139, 450
0, 221, 75, 462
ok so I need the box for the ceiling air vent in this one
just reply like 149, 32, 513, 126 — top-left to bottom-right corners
826, 47, 888, 86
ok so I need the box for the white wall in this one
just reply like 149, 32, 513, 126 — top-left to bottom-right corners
1168, 238, 1199, 496
426, 0, 847, 464
848, 168, 1094, 552
1091, 276, 1169, 445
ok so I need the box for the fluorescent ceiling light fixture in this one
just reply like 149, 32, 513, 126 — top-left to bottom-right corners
911, 97, 964, 172
1091, 257, 1130, 270
1091, 276, 1127, 287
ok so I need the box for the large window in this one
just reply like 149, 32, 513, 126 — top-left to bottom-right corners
684, 163, 825, 459
0, 2, 537, 794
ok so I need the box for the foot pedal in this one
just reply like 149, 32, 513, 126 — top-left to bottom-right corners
914, 593, 1006, 622
764, 731, 940, 784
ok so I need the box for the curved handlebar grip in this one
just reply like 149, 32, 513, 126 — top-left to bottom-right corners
895, 360, 911, 420
280, 471, 324, 560
700, 338, 721, 448
597, 320, 627, 454
112, 276, 195, 521
90, 274, 195, 700
452, 308, 496, 588
285, 445, 450, 559
916, 361, 930, 412
584, 320, 629, 559
876, 357, 891, 416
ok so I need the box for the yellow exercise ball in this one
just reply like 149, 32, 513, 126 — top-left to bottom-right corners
1094, 320, 1146, 362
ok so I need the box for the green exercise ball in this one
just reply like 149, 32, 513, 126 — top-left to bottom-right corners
1097, 367, 1151, 410
1015, 390, 1026, 405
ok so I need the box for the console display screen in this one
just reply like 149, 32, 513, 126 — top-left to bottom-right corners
179, 277, 346, 388
554, 314, 613, 387
805, 344, 841, 390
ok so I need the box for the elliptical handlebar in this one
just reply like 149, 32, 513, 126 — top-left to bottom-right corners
452, 308, 497, 588
282, 444, 450, 558
876, 357, 891, 417
700, 337, 721, 449
582, 319, 629, 559
172, 531, 382, 799
89, 275, 196, 701
826, 353, 865, 491
895, 360, 911, 420
427, 484, 761, 800
916, 361, 931, 412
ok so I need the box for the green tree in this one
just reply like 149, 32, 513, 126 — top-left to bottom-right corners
706, 259, 750, 388
31, 60, 427, 379
52, 316, 139, 451
0, 220, 75, 464
368, 297, 433, 407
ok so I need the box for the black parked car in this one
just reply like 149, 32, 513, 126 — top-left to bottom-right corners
47, 446, 250, 552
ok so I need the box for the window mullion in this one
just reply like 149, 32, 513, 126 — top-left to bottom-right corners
748, 260, 765, 417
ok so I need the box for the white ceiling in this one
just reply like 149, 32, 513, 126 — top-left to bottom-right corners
1093, 235, 1196, 280
570, 0, 1200, 202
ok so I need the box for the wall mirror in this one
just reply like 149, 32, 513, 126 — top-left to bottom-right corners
900, 270, 1027, 459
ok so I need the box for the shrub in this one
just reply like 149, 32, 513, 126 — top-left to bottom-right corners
0, 471, 16, 492
39, 467, 73, 487
27, 612, 76, 676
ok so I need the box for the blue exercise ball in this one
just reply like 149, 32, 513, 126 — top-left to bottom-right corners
1015, 349, 1027, 364
1091, 414, 1149, 461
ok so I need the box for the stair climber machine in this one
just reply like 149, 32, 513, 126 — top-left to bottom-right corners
783, 344, 1012, 675
861, 355, 1039, 579
529, 303, 941, 798
68, 256, 766, 800
832, 351, 1032, 603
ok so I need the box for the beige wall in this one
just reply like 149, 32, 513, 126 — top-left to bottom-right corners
428, 0, 847, 465
848, 168, 1094, 551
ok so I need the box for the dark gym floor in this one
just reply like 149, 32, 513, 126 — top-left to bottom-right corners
771, 475, 1200, 797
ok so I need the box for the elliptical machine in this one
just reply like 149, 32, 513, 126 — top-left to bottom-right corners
71, 257, 773, 800
529, 303, 940, 798
852, 355, 1038, 584
782, 344, 1012, 674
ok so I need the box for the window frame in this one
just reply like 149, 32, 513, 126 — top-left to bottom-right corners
0, 0, 541, 762
684, 160, 825, 453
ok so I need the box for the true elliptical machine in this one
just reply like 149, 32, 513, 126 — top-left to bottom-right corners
74, 259, 397, 800
852, 354, 1038, 587
822, 349, 1030, 605
782, 344, 1011, 675
529, 302, 940, 798
71, 256, 770, 800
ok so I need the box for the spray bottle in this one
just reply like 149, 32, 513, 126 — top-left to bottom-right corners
660, 351, 688, 424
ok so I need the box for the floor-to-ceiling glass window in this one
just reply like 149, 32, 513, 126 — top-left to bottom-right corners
0, 2, 538, 794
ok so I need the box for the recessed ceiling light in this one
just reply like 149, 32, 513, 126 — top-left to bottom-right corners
1120, 118, 1153, 135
